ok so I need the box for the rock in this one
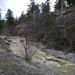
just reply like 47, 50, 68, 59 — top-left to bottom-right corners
9, 37, 25, 58
42, 49, 66, 58
0, 70, 5, 75
42, 49, 75, 63
31, 49, 75, 75
66, 53, 75, 63
0, 36, 75, 75
45, 60, 61, 68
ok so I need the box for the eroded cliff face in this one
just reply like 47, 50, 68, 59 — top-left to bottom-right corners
0, 35, 75, 75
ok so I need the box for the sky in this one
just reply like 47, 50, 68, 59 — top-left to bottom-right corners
0, 0, 56, 18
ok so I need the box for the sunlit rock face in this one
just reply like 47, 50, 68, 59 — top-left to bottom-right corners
66, 53, 75, 63
0, 35, 75, 75
31, 50, 75, 75
0, 36, 51, 75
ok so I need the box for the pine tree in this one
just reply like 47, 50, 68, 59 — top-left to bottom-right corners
66, 0, 75, 6
0, 9, 4, 32
0, 9, 1, 20
19, 11, 25, 23
41, 0, 50, 15
55, 0, 66, 10
5, 9, 14, 28
40, 0, 50, 27
0, 20, 4, 32
27, 0, 40, 20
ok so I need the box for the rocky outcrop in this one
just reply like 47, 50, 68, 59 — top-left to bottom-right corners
0, 36, 75, 75
31, 50, 75, 75
42, 49, 75, 63
0, 36, 51, 75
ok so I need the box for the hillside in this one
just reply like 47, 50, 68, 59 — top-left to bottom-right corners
12, 6, 75, 52
0, 0, 75, 75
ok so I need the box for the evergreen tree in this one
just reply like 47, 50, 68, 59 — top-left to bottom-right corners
0, 10, 4, 32
41, 0, 50, 15
19, 11, 25, 23
66, 0, 75, 6
40, 0, 50, 27
5, 9, 14, 29
55, 0, 75, 10
27, 0, 40, 20
14, 16, 18, 25
0, 9, 1, 20
55, 0, 66, 10
0, 20, 4, 32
